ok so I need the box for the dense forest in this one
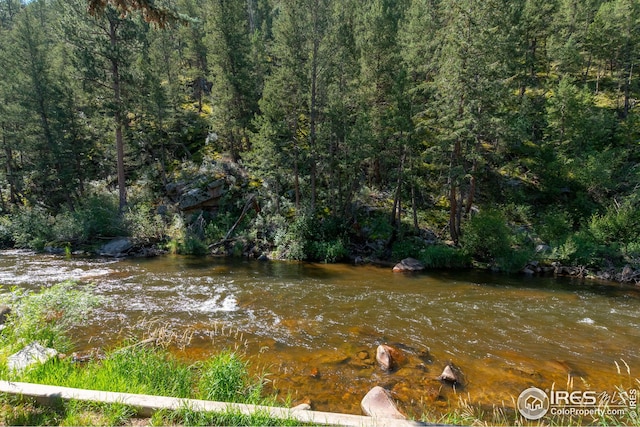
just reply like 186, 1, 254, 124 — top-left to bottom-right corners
0, 0, 638, 275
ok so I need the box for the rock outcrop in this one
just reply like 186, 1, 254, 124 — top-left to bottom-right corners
361, 386, 406, 419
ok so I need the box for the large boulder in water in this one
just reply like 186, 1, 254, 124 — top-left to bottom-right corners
99, 238, 133, 257
8, 342, 58, 373
392, 257, 425, 272
361, 386, 406, 419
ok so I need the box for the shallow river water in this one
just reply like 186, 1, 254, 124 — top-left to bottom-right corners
1, 250, 639, 418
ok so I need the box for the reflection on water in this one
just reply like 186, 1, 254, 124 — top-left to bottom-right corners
1, 250, 639, 417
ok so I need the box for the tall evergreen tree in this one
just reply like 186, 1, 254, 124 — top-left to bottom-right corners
58, 0, 144, 211
205, 0, 259, 161
428, 0, 512, 243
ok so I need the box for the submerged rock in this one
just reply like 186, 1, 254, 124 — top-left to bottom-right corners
392, 258, 425, 272
361, 386, 406, 419
438, 363, 465, 386
8, 342, 58, 373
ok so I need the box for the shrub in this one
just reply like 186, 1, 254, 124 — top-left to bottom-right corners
536, 209, 573, 245
0, 281, 100, 354
308, 239, 348, 263
420, 245, 471, 269
461, 210, 512, 263
71, 194, 123, 240
553, 231, 620, 267
588, 202, 640, 248
124, 203, 169, 243
274, 214, 310, 260
10, 206, 54, 250
0, 216, 14, 248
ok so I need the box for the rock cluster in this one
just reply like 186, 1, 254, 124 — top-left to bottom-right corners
522, 261, 640, 284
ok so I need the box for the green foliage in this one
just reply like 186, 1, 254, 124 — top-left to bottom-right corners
273, 214, 310, 261
363, 212, 394, 241
6, 193, 124, 250
461, 210, 513, 263
59, 401, 136, 427
536, 209, 573, 245
124, 203, 168, 243
420, 245, 472, 269
164, 213, 209, 256
0, 281, 100, 353
588, 202, 640, 248
308, 239, 348, 263
9, 206, 54, 250
0, 216, 12, 248
392, 237, 427, 261
460, 209, 533, 272
552, 231, 618, 267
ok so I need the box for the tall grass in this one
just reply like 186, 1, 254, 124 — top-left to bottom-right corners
0, 281, 99, 355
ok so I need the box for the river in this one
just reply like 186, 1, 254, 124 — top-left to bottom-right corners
1, 250, 639, 419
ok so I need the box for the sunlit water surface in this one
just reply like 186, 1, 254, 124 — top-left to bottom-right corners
1, 250, 639, 417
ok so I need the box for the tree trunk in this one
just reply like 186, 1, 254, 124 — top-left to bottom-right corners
449, 184, 458, 244
449, 138, 462, 245
465, 159, 477, 217
110, 18, 127, 212
309, 13, 319, 213
293, 115, 301, 211
411, 185, 419, 233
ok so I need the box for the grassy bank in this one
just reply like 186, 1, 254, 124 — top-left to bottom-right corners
0, 282, 299, 426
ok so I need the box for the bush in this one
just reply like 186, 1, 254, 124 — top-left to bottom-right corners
420, 245, 471, 269
124, 203, 169, 244
553, 231, 620, 267
0, 281, 100, 354
0, 216, 14, 248
588, 202, 640, 247
536, 209, 573, 245
392, 237, 428, 261
10, 206, 54, 250
461, 210, 512, 263
273, 214, 310, 261
308, 239, 348, 263
9, 194, 124, 250
71, 194, 124, 240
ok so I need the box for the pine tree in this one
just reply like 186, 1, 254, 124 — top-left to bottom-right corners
428, 0, 513, 243
205, 0, 259, 161
58, 0, 145, 211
